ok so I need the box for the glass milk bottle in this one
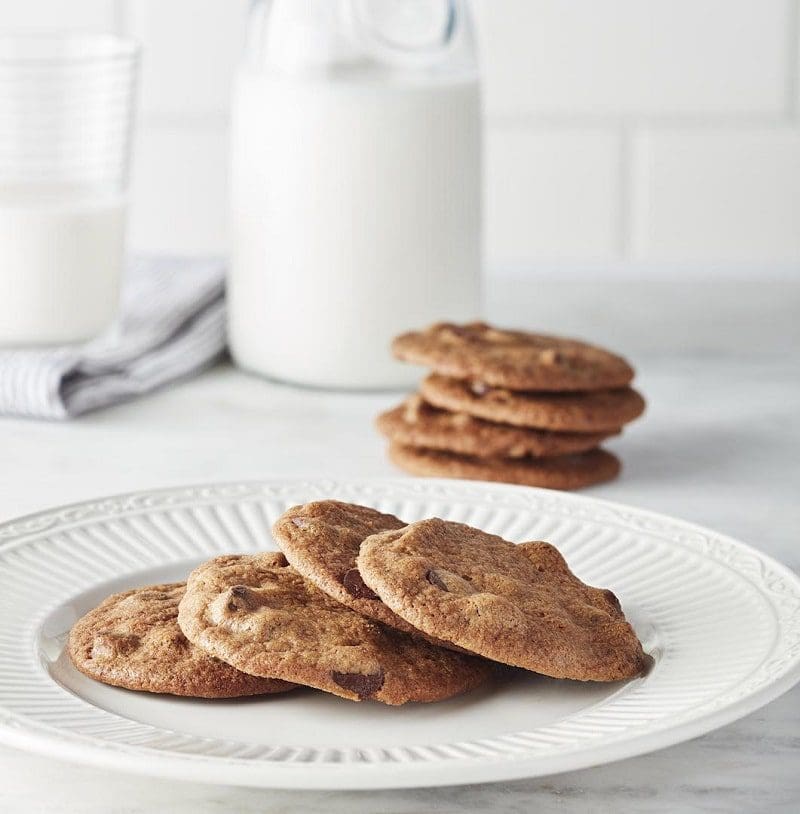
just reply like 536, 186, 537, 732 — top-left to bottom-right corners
229, 0, 482, 389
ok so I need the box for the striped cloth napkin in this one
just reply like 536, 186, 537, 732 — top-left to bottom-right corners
0, 257, 226, 420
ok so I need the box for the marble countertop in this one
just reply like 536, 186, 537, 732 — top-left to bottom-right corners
0, 274, 798, 813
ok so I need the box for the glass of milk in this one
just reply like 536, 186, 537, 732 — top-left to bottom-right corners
230, 0, 482, 390
0, 35, 139, 346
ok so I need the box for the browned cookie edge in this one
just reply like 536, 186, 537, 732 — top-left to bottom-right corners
177, 553, 492, 705
392, 322, 635, 391
69, 582, 295, 698
357, 521, 647, 681
421, 374, 646, 432
377, 396, 620, 458
388, 443, 621, 490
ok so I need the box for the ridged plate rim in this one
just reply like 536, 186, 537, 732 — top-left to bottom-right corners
0, 477, 798, 790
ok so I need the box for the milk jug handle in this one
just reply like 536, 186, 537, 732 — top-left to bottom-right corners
340, 0, 461, 68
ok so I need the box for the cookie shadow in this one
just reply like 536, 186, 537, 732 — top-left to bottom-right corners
611, 424, 766, 486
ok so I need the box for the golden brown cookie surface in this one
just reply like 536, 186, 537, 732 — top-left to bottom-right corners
357, 520, 647, 682
177, 553, 492, 705
393, 322, 635, 391
272, 500, 416, 633
389, 443, 621, 490
68, 582, 294, 698
377, 395, 619, 458
421, 374, 645, 432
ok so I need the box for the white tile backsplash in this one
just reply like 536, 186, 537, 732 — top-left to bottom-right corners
487, 128, 620, 263
3, 0, 799, 269
124, 0, 248, 117
475, 0, 790, 117
129, 124, 229, 255
632, 128, 800, 262
0, 0, 119, 33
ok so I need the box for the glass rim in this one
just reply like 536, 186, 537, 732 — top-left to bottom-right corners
0, 34, 140, 66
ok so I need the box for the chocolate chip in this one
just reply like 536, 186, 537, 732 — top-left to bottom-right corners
426, 569, 449, 591
331, 670, 385, 699
90, 632, 140, 660
602, 589, 621, 611
342, 568, 378, 600
426, 568, 477, 596
227, 584, 257, 611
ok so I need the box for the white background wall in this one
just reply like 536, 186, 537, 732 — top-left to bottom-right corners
2, 0, 799, 272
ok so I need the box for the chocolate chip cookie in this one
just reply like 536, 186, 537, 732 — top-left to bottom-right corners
68, 583, 294, 697
178, 552, 492, 704
389, 443, 621, 490
422, 373, 645, 432
357, 520, 647, 681
272, 500, 417, 633
377, 395, 618, 458
393, 322, 635, 391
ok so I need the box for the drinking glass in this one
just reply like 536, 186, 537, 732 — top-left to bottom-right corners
0, 34, 139, 345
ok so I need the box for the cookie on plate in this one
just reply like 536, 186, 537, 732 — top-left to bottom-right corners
272, 500, 417, 633
377, 395, 618, 458
388, 443, 620, 490
273, 500, 469, 650
68, 583, 294, 698
357, 520, 647, 681
178, 552, 492, 705
421, 373, 645, 432
392, 322, 635, 391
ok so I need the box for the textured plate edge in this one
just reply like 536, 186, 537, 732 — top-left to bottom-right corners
2, 476, 799, 613
0, 476, 799, 789
3, 665, 800, 791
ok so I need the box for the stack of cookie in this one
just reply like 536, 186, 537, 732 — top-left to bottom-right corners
69, 501, 648, 705
378, 322, 646, 490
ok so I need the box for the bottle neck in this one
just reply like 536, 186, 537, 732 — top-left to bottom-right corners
245, 0, 476, 76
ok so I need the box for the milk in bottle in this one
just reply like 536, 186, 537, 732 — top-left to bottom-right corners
229, 0, 482, 389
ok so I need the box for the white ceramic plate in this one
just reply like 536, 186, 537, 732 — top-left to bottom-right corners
1, 478, 799, 790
